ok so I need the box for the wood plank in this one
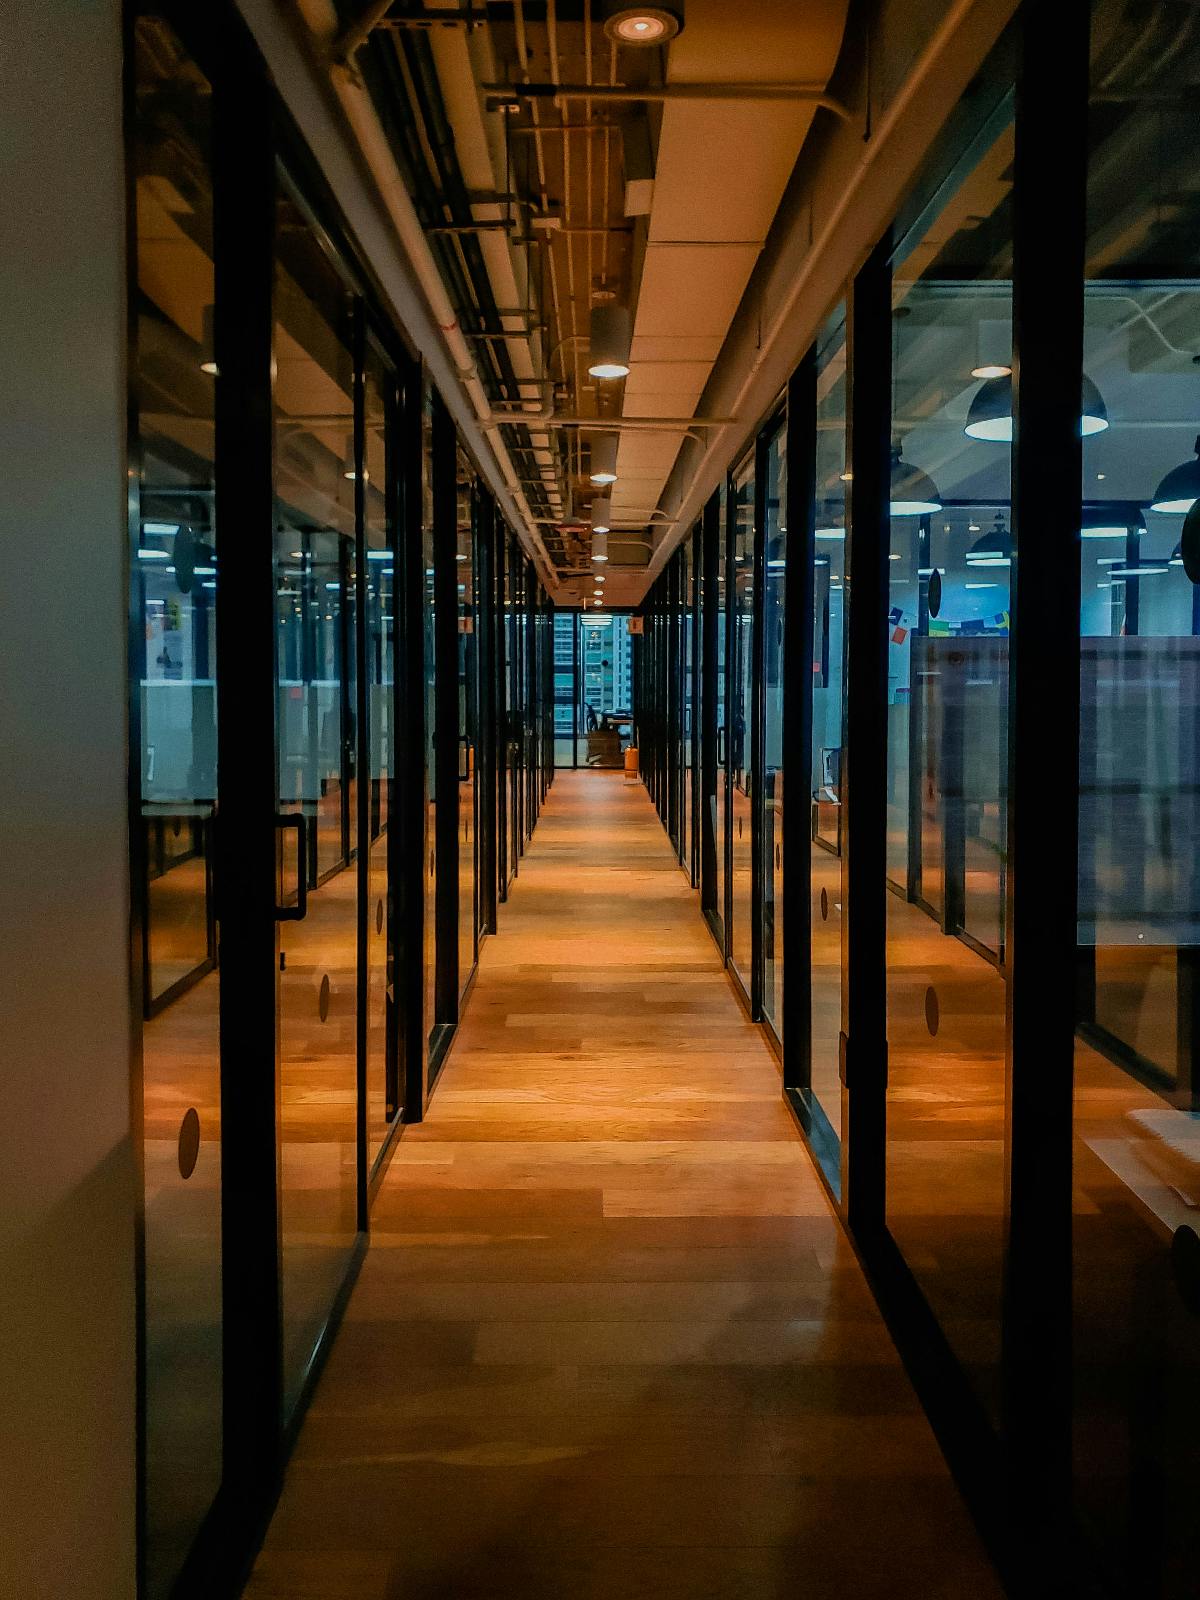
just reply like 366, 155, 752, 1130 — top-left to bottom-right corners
247, 769, 1001, 1599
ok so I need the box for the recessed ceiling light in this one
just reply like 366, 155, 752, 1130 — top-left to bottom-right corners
971, 364, 1011, 379
604, 8, 680, 45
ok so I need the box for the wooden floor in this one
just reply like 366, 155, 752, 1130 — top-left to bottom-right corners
246, 769, 1002, 1600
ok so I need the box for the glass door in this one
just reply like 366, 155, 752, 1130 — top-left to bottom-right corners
729, 458, 756, 997
130, 20, 222, 1591
273, 177, 362, 1415
809, 307, 849, 1147
882, 107, 1015, 1428
457, 454, 479, 993
762, 423, 786, 1036
364, 338, 398, 1167
1072, 5, 1200, 1587
703, 489, 728, 949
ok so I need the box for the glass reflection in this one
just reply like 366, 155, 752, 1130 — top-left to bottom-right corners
457, 450, 479, 994
1073, 3, 1200, 1589
712, 482, 728, 942
730, 461, 755, 992
811, 308, 848, 1145
273, 178, 360, 1413
883, 107, 1015, 1421
132, 19, 222, 1594
763, 427, 786, 1033
364, 341, 396, 1166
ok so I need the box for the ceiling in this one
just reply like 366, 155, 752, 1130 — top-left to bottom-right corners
342, 0, 852, 606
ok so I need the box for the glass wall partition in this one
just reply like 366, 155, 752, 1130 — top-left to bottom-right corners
1072, 3, 1200, 1589
729, 458, 756, 999
704, 486, 729, 950
456, 449, 479, 997
364, 339, 398, 1166
809, 307, 849, 1145
131, 20, 222, 1593
762, 422, 786, 1037
883, 96, 1015, 1422
273, 175, 362, 1413
681, 534, 697, 882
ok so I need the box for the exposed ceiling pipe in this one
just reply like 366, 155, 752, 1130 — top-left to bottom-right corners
295, 0, 559, 591
486, 82, 854, 121
434, 14, 573, 522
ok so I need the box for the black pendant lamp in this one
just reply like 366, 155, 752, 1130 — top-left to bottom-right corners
1150, 437, 1200, 515
964, 372, 1108, 441
890, 444, 941, 517
965, 514, 1013, 567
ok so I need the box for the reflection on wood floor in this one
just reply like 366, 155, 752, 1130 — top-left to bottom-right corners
883, 890, 1008, 1418
810, 841, 843, 1139
246, 769, 1001, 1600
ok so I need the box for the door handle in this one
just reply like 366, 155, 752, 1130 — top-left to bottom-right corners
458, 734, 470, 782
275, 812, 308, 921
717, 726, 726, 766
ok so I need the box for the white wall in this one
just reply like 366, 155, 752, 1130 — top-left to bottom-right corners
0, 3, 137, 1596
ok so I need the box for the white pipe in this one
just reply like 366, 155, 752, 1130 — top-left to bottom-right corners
295, 0, 559, 589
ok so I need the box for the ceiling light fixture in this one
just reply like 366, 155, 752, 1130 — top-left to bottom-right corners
1151, 438, 1200, 514
964, 371, 1108, 441
889, 444, 942, 516
591, 497, 612, 535
604, 7, 680, 45
589, 433, 619, 485
965, 515, 1013, 567
971, 363, 1011, 379
588, 304, 632, 379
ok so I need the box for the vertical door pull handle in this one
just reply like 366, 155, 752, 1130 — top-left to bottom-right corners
275, 812, 309, 921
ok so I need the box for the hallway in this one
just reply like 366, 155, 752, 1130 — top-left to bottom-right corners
246, 770, 1001, 1600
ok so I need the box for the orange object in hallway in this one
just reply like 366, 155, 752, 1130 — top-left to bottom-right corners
623, 743, 639, 782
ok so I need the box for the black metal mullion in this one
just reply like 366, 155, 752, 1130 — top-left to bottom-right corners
1002, 0, 1088, 1574
842, 236, 892, 1232
352, 300, 369, 1229
212, 34, 283, 1525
